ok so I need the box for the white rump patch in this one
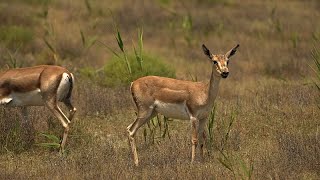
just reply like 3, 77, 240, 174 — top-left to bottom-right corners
8, 89, 43, 106
154, 100, 190, 120
57, 73, 71, 101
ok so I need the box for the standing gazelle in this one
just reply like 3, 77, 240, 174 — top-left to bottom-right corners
0, 65, 76, 152
127, 44, 239, 166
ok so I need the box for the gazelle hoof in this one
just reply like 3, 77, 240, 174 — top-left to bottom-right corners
134, 160, 139, 166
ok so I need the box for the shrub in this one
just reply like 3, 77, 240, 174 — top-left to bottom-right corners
99, 53, 176, 87
79, 66, 97, 80
78, 53, 176, 87
0, 25, 33, 48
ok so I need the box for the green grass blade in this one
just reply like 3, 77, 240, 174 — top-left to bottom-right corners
143, 128, 147, 143
123, 52, 132, 74
84, 0, 92, 14
86, 36, 97, 49
116, 30, 124, 52
217, 157, 232, 172
36, 142, 60, 148
80, 29, 86, 46
157, 115, 161, 132
133, 43, 142, 71
39, 133, 60, 143
43, 37, 56, 53
97, 40, 121, 59
138, 28, 143, 51
138, 28, 143, 67
188, 73, 198, 82
113, 27, 131, 74
238, 158, 254, 179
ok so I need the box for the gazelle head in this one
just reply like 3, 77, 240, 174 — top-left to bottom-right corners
202, 44, 240, 78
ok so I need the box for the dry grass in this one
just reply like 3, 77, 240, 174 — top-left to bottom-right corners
0, 0, 319, 179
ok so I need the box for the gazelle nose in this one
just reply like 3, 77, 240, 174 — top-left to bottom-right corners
221, 72, 229, 78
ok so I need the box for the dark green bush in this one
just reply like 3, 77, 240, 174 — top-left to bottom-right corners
0, 25, 33, 48
81, 53, 176, 87
101, 53, 176, 86
79, 67, 97, 80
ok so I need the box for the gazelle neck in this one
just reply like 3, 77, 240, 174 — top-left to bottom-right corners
207, 65, 221, 105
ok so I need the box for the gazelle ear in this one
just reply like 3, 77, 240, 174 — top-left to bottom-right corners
202, 44, 212, 59
225, 44, 240, 58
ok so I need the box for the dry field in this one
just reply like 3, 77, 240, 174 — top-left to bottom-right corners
0, 0, 319, 179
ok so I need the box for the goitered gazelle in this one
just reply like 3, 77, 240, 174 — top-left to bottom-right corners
0, 65, 76, 152
127, 44, 239, 166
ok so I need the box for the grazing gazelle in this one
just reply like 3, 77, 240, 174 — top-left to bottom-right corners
127, 44, 240, 165
0, 65, 76, 152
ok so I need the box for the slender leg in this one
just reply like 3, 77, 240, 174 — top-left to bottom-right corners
127, 107, 155, 166
45, 98, 70, 153
20, 107, 34, 146
20, 107, 30, 129
128, 134, 138, 166
198, 118, 207, 161
191, 116, 199, 163
63, 98, 77, 122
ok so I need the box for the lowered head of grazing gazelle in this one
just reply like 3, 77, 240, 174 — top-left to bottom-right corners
127, 44, 240, 166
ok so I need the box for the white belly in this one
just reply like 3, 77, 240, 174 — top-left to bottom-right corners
0, 97, 12, 105
7, 89, 44, 106
154, 100, 190, 120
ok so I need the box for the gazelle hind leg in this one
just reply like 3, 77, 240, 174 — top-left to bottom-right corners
45, 98, 70, 153
127, 106, 156, 166
63, 98, 77, 122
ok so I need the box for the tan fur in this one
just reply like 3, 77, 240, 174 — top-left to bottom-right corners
0, 65, 77, 153
132, 76, 208, 111
127, 44, 240, 166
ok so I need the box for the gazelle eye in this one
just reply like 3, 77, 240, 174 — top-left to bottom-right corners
227, 61, 229, 65
213, 61, 217, 64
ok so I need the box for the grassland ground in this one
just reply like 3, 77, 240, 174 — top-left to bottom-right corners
0, 0, 319, 179
0, 77, 319, 179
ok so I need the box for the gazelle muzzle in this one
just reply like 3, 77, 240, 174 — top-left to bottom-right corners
221, 71, 229, 78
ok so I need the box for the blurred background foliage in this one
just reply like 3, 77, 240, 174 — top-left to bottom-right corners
0, 0, 319, 179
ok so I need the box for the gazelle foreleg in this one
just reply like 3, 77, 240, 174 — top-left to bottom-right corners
191, 116, 199, 163
20, 107, 35, 145
20, 107, 30, 129
198, 118, 207, 161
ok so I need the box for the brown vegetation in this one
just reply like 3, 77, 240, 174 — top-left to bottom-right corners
0, 0, 319, 179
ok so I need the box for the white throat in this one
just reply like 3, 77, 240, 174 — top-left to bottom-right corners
208, 67, 222, 105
